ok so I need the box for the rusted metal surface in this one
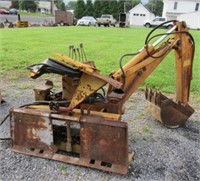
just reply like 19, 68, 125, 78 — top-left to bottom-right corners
62, 75, 80, 100
10, 110, 54, 151
145, 87, 194, 128
34, 81, 53, 101
10, 107, 130, 174
80, 115, 129, 174
107, 91, 124, 114
55, 10, 74, 26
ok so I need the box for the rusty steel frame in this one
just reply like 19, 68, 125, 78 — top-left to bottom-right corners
10, 107, 130, 174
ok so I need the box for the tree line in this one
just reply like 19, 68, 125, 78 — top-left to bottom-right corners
9, 0, 163, 19
72, 0, 163, 20
74, 0, 140, 20
10, 0, 66, 12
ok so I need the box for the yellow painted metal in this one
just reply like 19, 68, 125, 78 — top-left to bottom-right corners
30, 72, 38, 77
123, 39, 177, 102
52, 52, 97, 73
16, 20, 29, 28
174, 22, 194, 104
27, 105, 121, 121
113, 45, 155, 81
68, 73, 106, 110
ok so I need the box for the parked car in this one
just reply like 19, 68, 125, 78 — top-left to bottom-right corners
9, 8, 18, 15
143, 17, 173, 29
77, 16, 96, 26
0, 9, 9, 14
96, 14, 116, 27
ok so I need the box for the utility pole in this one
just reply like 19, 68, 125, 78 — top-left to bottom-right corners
51, 0, 55, 16
124, 2, 126, 13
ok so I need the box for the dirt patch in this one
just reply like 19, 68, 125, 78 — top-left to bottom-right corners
0, 74, 200, 181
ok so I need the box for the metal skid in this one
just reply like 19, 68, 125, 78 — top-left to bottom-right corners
10, 106, 130, 174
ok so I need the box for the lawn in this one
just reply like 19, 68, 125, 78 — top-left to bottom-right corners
0, 26, 199, 97
20, 12, 53, 17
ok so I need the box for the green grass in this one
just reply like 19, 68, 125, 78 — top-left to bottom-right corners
20, 12, 53, 17
0, 26, 199, 97
58, 164, 68, 171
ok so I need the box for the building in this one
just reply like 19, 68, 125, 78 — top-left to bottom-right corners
0, 0, 11, 9
129, 3, 155, 26
37, 1, 57, 14
162, 0, 200, 29
0, 0, 57, 15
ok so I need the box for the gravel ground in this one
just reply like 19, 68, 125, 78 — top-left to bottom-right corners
0, 75, 200, 181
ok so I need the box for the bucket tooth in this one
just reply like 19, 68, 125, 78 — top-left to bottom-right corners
149, 89, 153, 102
145, 90, 194, 128
145, 86, 151, 101
145, 86, 148, 100
151, 90, 157, 105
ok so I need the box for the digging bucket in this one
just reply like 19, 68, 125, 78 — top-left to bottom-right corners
145, 87, 194, 128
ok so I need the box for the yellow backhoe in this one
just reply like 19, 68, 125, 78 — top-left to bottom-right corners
9, 21, 195, 174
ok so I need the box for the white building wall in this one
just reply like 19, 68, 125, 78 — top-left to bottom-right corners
162, 0, 200, 28
163, 0, 200, 16
162, 0, 169, 18
0, 1, 11, 8
178, 11, 200, 29
173, 0, 198, 12
129, 3, 155, 26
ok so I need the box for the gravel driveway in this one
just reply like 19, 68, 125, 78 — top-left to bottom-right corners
0, 75, 200, 181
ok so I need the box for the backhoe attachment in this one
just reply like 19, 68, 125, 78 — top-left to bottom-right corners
8, 21, 195, 174
144, 22, 195, 128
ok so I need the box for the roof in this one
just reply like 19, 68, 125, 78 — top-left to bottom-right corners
129, 3, 154, 14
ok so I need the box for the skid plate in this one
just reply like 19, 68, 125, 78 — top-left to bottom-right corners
10, 107, 130, 174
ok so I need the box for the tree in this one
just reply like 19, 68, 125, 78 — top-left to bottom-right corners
118, 0, 125, 13
93, 0, 103, 18
20, 0, 37, 12
10, 0, 19, 9
118, 0, 141, 13
60, 2, 66, 11
109, 0, 119, 20
67, 1, 76, 10
100, 1, 110, 15
124, 0, 141, 12
146, 0, 163, 16
55, 0, 66, 11
85, 0, 93, 16
75, 0, 85, 19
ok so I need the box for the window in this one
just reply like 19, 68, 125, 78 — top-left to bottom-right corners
153, 18, 159, 22
195, 3, 199, 11
160, 18, 166, 21
174, 2, 178, 10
